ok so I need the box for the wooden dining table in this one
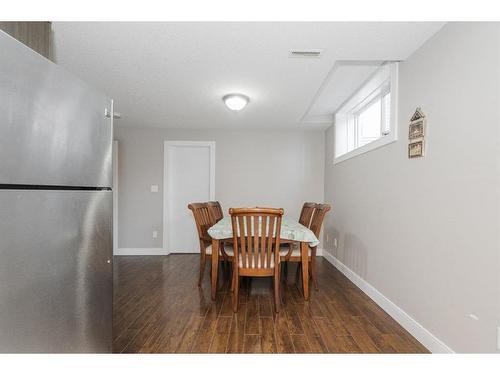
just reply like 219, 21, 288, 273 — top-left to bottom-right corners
207, 216, 319, 301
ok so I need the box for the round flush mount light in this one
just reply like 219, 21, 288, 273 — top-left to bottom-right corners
223, 93, 249, 111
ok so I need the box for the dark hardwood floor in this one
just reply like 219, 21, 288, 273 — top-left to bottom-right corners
113, 254, 428, 353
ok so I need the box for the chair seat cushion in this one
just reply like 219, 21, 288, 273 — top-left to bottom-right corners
204, 243, 234, 256
214, 244, 312, 258
238, 254, 275, 269
221, 244, 234, 256
279, 243, 312, 257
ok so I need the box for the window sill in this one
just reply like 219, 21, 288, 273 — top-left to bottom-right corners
333, 134, 397, 165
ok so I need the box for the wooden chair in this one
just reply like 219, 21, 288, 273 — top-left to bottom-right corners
188, 202, 216, 286
307, 204, 331, 289
282, 202, 317, 281
207, 201, 234, 284
281, 203, 331, 291
230, 207, 284, 313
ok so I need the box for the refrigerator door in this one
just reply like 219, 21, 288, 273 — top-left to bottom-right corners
0, 31, 113, 188
0, 190, 112, 353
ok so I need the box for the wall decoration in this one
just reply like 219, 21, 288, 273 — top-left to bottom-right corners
408, 140, 425, 158
410, 107, 425, 122
408, 107, 426, 158
409, 118, 425, 140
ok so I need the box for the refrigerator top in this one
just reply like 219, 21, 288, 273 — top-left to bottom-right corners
0, 31, 113, 188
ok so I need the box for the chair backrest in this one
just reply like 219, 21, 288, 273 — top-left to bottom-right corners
309, 204, 331, 239
187, 202, 213, 244
299, 202, 317, 228
229, 207, 283, 271
207, 201, 224, 223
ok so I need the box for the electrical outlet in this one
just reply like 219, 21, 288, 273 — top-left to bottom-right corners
334, 238, 338, 248
152, 231, 158, 239
326, 234, 330, 243
151, 184, 159, 193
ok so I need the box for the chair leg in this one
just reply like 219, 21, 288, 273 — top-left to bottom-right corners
225, 259, 232, 291
311, 248, 319, 291
218, 260, 226, 291
295, 262, 301, 285
274, 271, 281, 313
231, 262, 236, 292
198, 249, 206, 286
232, 272, 239, 312
224, 258, 229, 283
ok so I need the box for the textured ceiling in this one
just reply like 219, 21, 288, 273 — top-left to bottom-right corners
52, 22, 444, 129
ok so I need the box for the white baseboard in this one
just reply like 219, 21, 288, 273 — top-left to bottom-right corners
114, 248, 168, 256
322, 251, 454, 354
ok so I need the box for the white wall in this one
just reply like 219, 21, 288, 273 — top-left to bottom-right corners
114, 127, 325, 249
323, 22, 500, 353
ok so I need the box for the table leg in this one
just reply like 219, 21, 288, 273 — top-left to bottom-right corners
301, 241, 309, 300
211, 239, 219, 301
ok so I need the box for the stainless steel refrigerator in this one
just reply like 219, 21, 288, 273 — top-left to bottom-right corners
0, 31, 113, 352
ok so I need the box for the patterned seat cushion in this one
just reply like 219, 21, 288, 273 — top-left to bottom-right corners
205, 244, 234, 256
238, 253, 275, 269
279, 243, 311, 257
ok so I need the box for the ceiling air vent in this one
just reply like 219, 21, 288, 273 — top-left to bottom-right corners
289, 49, 323, 58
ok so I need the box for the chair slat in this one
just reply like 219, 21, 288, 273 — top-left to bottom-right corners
246, 216, 253, 268
207, 201, 224, 223
252, 216, 258, 268
238, 215, 247, 268
309, 204, 331, 238
299, 202, 316, 228
260, 215, 266, 269
267, 216, 275, 267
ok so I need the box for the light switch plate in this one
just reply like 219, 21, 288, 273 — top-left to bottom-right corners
152, 231, 158, 239
151, 184, 159, 193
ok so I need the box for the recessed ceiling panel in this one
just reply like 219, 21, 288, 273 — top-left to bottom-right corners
302, 62, 382, 125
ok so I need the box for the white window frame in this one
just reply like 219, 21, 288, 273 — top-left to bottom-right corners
333, 63, 399, 164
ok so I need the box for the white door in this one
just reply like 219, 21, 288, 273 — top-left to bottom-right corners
164, 141, 215, 253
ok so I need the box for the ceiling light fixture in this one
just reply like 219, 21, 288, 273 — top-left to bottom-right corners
223, 93, 249, 111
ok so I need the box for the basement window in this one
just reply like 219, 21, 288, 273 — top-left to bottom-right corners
334, 63, 398, 164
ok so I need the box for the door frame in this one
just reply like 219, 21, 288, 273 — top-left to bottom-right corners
112, 140, 118, 254
163, 140, 216, 254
